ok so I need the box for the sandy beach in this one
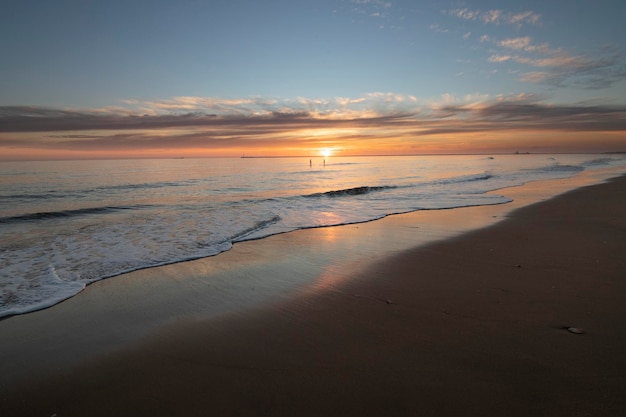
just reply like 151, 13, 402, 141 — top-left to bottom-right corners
1, 170, 626, 416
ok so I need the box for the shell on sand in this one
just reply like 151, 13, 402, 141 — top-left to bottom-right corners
567, 327, 584, 334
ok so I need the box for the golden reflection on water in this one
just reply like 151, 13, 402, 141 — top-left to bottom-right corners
315, 213, 343, 234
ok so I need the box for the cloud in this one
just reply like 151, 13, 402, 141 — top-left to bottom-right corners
438, 101, 626, 131
498, 37, 532, 50
483, 36, 626, 89
438, 8, 624, 90
44, 134, 109, 139
509, 11, 541, 25
2, 94, 625, 148
351, 0, 391, 8
2, 97, 625, 159
1, 88, 624, 161
134, 96, 280, 115
0, 94, 422, 133
429, 24, 448, 33
349, 0, 391, 19
480, 10, 502, 24
518, 72, 547, 83
447, 8, 540, 26
488, 54, 513, 63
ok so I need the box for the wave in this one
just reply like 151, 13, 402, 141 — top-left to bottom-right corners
0, 204, 155, 224
300, 175, 493, 200
0, 211, 284, 319
0, 265, 86, 319
0, 192, 81, 200
431, 173, 493, 186
2, 179, 200, 202
582, 157, 616, 167
305, 185, 396, 198
548, 164, 585, 172
95, 179, 200, 192
523, 164, 584, 174
231, 215, 282, 241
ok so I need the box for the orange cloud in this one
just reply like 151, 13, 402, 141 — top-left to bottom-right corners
1, 97, 625, 160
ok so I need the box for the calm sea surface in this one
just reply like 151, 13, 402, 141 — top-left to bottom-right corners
1, 154, 624, 317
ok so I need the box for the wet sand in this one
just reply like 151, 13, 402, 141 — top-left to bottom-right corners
1, 171, 625, 416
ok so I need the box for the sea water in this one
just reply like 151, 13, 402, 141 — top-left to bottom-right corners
1, 154, 624, 318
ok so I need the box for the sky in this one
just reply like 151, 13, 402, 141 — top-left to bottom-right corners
1, 0, 626, 160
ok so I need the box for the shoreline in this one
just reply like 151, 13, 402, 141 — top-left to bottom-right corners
0, 164, 617, 322
1, 168, 625, 416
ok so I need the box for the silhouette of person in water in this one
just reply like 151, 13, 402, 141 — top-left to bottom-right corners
310, 159, 312, 167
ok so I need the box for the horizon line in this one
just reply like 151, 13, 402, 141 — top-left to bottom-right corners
2, 150, 624, 163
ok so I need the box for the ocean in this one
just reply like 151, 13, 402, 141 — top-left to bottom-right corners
1, 154, 625, 318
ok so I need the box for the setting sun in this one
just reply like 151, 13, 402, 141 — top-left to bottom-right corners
320, 148, 333, 158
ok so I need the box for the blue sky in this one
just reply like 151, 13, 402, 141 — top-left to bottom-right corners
1, 0, 625, 159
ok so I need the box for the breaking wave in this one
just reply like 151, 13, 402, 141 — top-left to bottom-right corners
0, 205, 155, 224
305, 185, 396, 198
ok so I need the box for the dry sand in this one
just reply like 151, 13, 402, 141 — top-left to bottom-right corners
1, 170, 625, 416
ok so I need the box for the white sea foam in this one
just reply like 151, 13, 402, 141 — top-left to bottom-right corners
1, 154, 625, 318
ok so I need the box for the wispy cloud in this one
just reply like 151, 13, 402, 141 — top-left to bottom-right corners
351, 0, 391, 9
498, 36, 533, 50
488, 54, 513, 63
341, 0, 405, 32
446, 8, 540, 27
349, 0, 392, 19
486, 36, 626, 89
429, 24, 449, 33
443, 5, 626, 90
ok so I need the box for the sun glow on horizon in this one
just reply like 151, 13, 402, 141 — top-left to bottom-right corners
319, 148, 333, 158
